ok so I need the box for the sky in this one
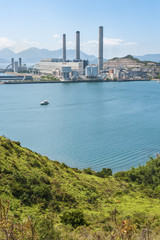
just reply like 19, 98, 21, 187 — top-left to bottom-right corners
0, 0, 160, 58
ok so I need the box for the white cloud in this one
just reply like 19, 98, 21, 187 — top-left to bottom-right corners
0, 35, 139, 58
87, 40, 98, 45
53, 34, 60, 39
125, 41, 139, 46
81, 37, 139, 58
103, 38, 123, 46
0, 37, 16, 49
21, 38, 40, 47
58, 40, 75, 49
13, 38, 42, 52
67, 41, 75, 49
82, 38, 138, 47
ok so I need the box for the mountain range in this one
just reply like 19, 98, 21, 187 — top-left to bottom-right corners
0, 48, 98, 65
134, 54, 160, 62
0, 47, 160, 65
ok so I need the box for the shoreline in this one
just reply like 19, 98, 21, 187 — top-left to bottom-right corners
1, 79, 151, 84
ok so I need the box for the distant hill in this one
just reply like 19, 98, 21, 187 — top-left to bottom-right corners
1, 47, 160, 66
104, 55, 157, 69
0, 58, 10, 63
0, 47, 97, 64
0, 48, 16, 59
135, 54, 160, 62
90, 57, 108, 65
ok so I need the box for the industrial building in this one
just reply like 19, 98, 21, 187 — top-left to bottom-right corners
38, 60, 85, 78
37, 26, 104, 80
10, 58, 27, 73
37, 31, 88, 80
85, 65, 98, 78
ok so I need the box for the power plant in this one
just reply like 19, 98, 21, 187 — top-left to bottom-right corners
37, 26, 104, 80
10, 58, 27, 73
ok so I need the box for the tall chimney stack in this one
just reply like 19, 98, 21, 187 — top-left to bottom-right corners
76, 31, 80, 61
11, 58, 14, 71
19, 58, 22, 67
63, 34, 66, 62
98, 26, 103, 72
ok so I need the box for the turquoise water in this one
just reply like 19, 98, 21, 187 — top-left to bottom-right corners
0, 81, 160, 172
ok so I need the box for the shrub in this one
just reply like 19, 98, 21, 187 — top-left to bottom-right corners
83, 168, 95, 175
60, 209, 86, 228
132, 212, 147, 229
13, 141, 21, 146
96, 168, 112, 178
52, 189, 76, 204
36, 214, 61, 240
61, 163, 68, 169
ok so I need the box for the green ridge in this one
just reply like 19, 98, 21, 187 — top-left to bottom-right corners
0, 136, 160, 239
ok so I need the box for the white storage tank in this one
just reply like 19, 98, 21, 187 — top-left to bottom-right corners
92, 66, 98, 77
85, 66, 91, 77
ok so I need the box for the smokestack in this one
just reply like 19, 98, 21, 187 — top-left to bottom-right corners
63, 34, 66, 62
76, 31, 80, 61
11, 58, 14, 71
19, 58, 22, 67
98, 26, 103, 72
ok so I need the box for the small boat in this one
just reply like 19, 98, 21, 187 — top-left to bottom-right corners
40, 100, 49, 105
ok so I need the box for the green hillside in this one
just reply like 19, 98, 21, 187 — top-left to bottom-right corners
0, 136, 160, 239
107, 55, 157, 65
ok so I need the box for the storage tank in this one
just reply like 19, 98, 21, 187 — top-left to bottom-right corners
85, 66, 91, 77
92, 66, 98, 77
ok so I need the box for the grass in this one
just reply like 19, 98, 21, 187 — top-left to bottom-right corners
0, 135, 160, 239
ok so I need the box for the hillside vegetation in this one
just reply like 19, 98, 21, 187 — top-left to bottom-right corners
103, 55, 159, 70
0, 136, 160, 239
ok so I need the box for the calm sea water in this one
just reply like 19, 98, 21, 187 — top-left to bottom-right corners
0, 81, 160, 172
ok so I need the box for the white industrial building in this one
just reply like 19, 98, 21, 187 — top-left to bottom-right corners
37, 59, 84, 79
85, 65, 98, 78
37, 30, 89, 80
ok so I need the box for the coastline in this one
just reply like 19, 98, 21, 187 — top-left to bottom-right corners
1, 79, 151, 84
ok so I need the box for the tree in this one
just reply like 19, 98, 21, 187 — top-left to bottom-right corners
96, 168, 112, 178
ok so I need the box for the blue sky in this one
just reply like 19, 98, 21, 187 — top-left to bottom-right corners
0, 0, 160, 58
